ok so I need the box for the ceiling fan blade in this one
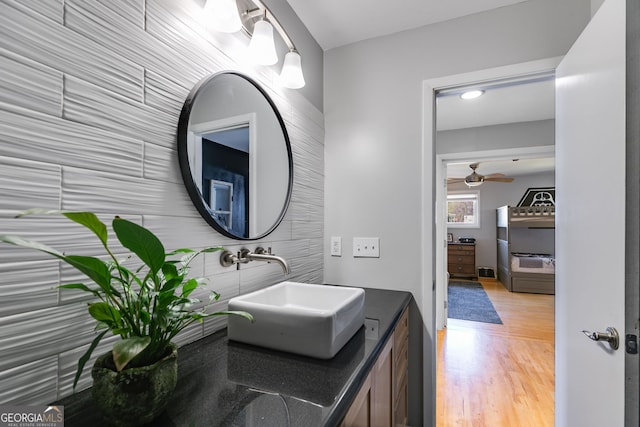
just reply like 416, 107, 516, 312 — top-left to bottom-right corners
447, 177, 467, 184
484, 173, 507, 178
485, 177, 514, 182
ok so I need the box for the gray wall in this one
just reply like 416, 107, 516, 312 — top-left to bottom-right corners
323, 0, 591, 424
0, 0, 324, 404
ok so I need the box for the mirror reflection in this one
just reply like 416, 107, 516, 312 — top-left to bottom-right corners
178, 72, 293, 239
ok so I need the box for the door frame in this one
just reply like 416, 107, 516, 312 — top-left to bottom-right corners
422, 56, 562, 423
625, 1, 639, 424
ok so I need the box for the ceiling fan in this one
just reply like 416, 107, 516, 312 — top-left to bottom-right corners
447, 163, 514, 187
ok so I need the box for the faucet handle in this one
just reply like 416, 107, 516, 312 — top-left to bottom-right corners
220, 250, 239, 267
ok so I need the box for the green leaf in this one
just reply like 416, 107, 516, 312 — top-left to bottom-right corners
88, 302, 121, 324
62, 212, 108, 247
181, 278, 198, 298
14, 208, 64, 218
0, 235, 65, 257
58, 283, 101, 298
73, 329, 109, 390
112, 337, 151, 372
209, 310, 254, 322
112, 218, 165, 274
162, 262, 179, 281
63, 255, 112, 292
200, 246, 225, 253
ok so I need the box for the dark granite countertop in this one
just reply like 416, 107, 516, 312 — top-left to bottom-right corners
57, 286, 412, 427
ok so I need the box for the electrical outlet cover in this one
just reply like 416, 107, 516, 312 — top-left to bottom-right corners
353, 237, 380, 258
331, 236, 342, 256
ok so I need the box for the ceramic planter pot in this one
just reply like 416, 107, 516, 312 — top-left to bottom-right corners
91, 344, 177, 427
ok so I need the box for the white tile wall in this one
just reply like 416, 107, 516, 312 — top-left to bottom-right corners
0, 0, 324, 403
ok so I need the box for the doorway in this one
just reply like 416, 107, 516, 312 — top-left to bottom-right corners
422, 56, 562, 424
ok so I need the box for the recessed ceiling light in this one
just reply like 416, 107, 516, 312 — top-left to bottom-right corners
460, 90, 484, 100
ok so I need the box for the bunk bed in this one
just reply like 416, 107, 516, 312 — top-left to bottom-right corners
496, 205, 555, 294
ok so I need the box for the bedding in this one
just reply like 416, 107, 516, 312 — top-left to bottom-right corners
511, 253, 555, 273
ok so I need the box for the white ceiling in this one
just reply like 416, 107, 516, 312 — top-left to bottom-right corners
436, 78, 555, 131
285, 0, 556, 178
285, 0, 529, 51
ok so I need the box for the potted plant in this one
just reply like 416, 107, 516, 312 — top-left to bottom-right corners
0, 209, 253, 426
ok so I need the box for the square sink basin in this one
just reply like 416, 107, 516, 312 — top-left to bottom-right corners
227, 281, 365, 359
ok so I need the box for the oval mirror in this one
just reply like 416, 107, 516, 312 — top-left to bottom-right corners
177, 72, 293, 240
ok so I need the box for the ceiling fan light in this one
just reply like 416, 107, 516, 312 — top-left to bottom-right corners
464, 171, 485, 187
465, 179, 484, 187
280, 51, 305, 89
248, 20, 278, 66
204, 0, 242, 33
460, 90, 484, 100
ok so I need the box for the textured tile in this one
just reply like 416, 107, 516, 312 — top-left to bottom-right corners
144, 69, 190, 116
0, 356, 58, 405
145, 0, 239, 75
0, 304, 96, 372
143, 142, 183, 184
0, 108, 143, 177
61, 166, 192, 216
96, 0, 144, 29
65, 0, 206, 93
0, 48, 63, 116
0, 260, 60, 317
14, 0, 63, 24
0, 156, 61, 212
63, 76, 175, 148
0, 0, 143, 101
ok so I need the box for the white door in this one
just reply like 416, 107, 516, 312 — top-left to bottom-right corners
555, 0, 626, 425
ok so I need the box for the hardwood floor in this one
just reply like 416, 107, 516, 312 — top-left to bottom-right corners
436, 279, 555, 427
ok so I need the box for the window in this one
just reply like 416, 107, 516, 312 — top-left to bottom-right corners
447, 192, 479, 227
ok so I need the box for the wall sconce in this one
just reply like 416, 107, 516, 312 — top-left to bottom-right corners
205, 0, 306, 89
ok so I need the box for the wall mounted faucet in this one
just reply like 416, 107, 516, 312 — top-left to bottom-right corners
220, 247, 290, 275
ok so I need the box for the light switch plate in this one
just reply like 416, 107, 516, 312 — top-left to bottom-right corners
330, 236, 342, 256
353, 237, 380, 258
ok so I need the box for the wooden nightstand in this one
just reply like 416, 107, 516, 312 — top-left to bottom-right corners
447, 243, 476, 279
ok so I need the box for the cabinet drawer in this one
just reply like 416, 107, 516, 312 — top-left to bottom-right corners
448, 244, 474, 253
447, 250, 476, 258
448, 263, 476, 274
449, 255, 474, 265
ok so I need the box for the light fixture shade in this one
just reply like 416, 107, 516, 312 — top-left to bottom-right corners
204, 0, 242, 33
280, 51, 305, 89
248, 20, 278, 66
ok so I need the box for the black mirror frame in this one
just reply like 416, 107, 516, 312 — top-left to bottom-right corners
177, 71, 294, 240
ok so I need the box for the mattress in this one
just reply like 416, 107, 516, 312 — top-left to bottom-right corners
511, 253, 555, 273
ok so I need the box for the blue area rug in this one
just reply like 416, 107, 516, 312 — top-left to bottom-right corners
448, 281, 503, 324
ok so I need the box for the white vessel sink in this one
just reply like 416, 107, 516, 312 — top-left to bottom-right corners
227, 281, 365, 359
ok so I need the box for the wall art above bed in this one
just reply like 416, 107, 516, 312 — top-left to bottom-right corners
517, 187, 556, 207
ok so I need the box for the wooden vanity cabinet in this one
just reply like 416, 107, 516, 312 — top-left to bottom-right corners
341, 307, 409, 427
393, 307, 409, 426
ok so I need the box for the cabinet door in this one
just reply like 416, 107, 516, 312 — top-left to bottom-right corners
371, 338, 393, 425
341, 375, 372, 427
